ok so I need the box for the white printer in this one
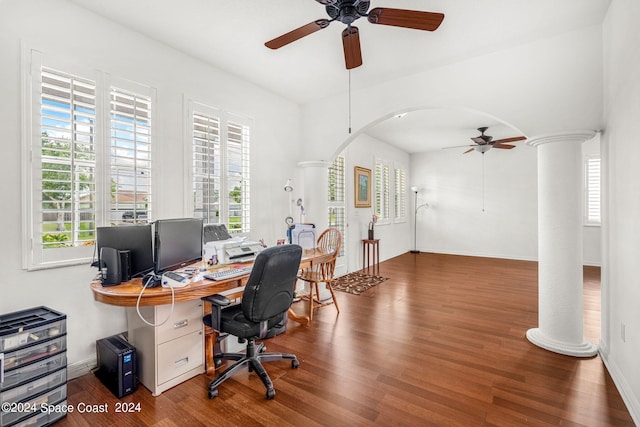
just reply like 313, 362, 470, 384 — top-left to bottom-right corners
202, 224, 263, 265
203, 237, 263, 265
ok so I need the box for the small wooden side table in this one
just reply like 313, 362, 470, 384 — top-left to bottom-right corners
362, 239, 380, 275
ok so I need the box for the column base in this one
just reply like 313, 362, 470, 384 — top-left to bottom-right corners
526, 328, 598, 358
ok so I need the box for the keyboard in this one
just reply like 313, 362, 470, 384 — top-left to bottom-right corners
204, 266, 253, 281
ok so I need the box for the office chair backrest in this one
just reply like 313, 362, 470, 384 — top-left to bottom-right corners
241, 244, 303, 323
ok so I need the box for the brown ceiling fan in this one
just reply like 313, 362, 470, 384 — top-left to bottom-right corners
265, 0, 445, 70
446, 127, 527, 154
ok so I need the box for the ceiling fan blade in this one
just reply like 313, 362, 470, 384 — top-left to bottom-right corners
342, 26, 363, 70
367, 8, 444, 31
471, 137, 488, 144
443, 144, 475, 149
463, 148, 475, 154
492, 136, 526, 144
493, 143, 516, 149
265, 19, 330, 50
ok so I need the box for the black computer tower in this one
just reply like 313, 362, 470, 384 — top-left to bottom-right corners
95, 334, 138, 398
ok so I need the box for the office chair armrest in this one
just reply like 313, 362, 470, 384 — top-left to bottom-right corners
202, 294, 231, 307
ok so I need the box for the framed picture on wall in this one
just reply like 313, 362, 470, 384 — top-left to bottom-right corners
354, 166, 371, 208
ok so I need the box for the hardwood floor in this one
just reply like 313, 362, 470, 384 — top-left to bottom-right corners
59, 253, 634, 426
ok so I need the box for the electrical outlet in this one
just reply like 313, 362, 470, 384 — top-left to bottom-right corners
621, 323, 626, 342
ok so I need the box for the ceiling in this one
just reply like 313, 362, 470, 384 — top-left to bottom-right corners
69, 0, 611, 153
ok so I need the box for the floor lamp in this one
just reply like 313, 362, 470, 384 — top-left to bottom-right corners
411, 187, 429, 253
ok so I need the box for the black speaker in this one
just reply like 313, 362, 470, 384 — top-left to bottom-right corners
119, 250, 132, 282
100, 247, 121, 286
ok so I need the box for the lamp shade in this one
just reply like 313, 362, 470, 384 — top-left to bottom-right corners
284, 179, 293, 192
410, 186, 419, 193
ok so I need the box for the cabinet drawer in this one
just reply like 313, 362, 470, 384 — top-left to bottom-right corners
157, 330, 203, 385
0, 352, 66, 391
3, 336, 66, 371
1, 384, 66, 426
10, 402, 66, 427
1, 368, 66, 405
156, 300, 203, 344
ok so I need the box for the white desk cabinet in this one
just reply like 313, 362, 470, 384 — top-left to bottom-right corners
126, 299, 204, 396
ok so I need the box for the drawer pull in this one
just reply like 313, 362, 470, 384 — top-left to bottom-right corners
173, 319, 188, 329
174, 357, 189, 368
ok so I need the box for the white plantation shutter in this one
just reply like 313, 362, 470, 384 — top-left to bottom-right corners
192, 112, 221, 224
226, 118, 251, 233
585, 157, 601, 225
190, 102, 251, 234
30, 66, 98, 268
375, 161, 390, 222
394, 167, 407, 222
109, 88, 152, 224
328, 156, 346, 256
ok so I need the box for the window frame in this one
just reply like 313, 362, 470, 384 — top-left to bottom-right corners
185, 99, 252, 234
22, 48, 157, 270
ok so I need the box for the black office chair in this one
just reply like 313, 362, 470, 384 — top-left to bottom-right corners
202, 244, 303, 399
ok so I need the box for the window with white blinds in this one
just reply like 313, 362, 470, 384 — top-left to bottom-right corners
375, 161, 390, 222
328, 156, 345, 256
109, 88, 152, 225
37, 67, 97, 260
190, 102, 251, 234
585, 156, 601, 225
394, 167, 407, 222
24, 51, 157, 269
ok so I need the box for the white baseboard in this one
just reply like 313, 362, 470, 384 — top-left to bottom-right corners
599, 343, 640, 425
67, 357, 97, 380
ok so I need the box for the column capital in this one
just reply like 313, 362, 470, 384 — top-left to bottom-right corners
526, 130, 596, 148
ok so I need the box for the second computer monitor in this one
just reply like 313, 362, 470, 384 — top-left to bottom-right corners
154, 218, 204, 274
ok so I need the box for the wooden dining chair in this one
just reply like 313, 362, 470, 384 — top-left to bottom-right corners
297, 228, 342, 320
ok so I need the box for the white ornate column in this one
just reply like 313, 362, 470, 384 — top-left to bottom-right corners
525, 131, 598, 357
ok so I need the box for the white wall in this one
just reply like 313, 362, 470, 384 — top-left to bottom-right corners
410, 143, 538, 260
0, 0, 302, 371
341, 135, 411, 272
601, 0, 640, 422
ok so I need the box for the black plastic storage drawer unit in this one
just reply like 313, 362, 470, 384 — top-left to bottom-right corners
0, 306, 67, 426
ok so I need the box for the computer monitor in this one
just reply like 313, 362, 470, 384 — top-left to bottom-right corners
96, 225, 154, 278
154, 218, 203, 274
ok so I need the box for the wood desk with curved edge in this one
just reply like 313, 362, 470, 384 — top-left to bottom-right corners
91, 247, 333, 385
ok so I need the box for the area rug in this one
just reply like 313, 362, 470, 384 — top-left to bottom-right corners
332, 272, 389, 295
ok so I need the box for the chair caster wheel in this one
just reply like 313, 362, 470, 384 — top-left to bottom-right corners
208, 389, 219, 399
266, 388, 276, 400
292, 359, 299, 369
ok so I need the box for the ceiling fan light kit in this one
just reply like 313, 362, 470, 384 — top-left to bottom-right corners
265, 0, 445, 70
